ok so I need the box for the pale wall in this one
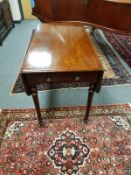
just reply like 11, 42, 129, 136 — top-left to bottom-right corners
21, 0, 36, 19
9, 0, 22, 21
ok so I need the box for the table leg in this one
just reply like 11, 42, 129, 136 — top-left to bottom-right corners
32, 88, 43, 127
84, 85, 95, 123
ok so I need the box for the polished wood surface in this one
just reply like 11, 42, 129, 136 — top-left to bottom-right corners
22, 23, 103, 73
32, 0, 131, 35
106, 0, 131, 3
21, 23, 104, 125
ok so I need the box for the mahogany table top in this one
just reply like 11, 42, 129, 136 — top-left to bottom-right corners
21, 23, 103, 73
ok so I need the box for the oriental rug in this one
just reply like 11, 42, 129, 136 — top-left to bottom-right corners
11, 30, 131, 94
0, 104, 131, 175
103, 31, 131, 68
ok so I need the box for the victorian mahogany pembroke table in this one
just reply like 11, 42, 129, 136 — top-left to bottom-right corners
21, 23, 104, 126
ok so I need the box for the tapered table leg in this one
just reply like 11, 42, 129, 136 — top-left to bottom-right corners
32, 88, 43, 126
84, 85, 95, 123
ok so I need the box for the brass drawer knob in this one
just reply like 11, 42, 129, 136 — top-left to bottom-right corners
75, 76, 80, 81
46, 77, 52, 82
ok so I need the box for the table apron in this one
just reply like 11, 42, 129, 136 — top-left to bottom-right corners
22, 72, 101, 85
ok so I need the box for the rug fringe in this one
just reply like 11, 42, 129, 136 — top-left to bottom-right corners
89, 33, 118, 79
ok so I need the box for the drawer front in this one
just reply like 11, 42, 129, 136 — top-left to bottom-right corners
2, 1, 13, 22
0, 20, 5, 29
2, 1, 9, 10
5, 18, 13, 28
3, 9, 12, 21
23, 72, 100, 86
0, 24, 7, 38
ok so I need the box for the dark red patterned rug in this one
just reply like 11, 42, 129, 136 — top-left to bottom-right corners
0, 104, 131, 175
104, 31, 131, 68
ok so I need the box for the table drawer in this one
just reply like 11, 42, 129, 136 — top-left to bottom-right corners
23, 72, 100, 86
